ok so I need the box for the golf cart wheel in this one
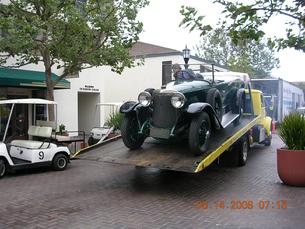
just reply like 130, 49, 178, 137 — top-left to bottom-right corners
121, 114, 145, 150
0, 159, 7, 178
206, 88, 223, 123
88, 136, 96, 146
189, 112, 211, 156
52, 153, 68, 171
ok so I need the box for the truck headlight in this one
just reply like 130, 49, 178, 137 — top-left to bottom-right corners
138, 91, 152, 107
171, 92, 186, 108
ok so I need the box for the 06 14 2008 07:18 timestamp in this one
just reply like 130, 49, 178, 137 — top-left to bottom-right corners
195, 200, 287, 210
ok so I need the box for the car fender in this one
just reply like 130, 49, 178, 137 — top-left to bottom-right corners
55, 146, 70, 156
187, 103, 223, 129
0, 143, 14, 165
120, 101, 142, 113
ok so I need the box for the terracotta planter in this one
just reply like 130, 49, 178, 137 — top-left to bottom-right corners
277, 148, 305, 186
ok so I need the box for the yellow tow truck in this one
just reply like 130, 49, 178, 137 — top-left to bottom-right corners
74, 89, 272, 173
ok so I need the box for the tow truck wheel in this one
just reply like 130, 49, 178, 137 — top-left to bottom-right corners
52, 153, 68, 171
189, 112, 211, 155
0, 159, 7, 178
238, 138, 249, 166
121, 114, 145, 150
264, 123, 272, 146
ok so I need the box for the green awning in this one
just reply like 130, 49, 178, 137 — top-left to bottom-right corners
0, 68, 70, 89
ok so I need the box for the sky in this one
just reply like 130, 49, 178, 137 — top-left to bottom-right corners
137, 0, 305, 82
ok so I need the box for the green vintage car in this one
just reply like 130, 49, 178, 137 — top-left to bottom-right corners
120, 72, 249, 155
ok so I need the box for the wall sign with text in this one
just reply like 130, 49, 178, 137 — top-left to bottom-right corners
79, 85, 99, 92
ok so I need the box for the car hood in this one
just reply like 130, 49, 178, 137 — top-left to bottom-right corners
163, 80, 211, 93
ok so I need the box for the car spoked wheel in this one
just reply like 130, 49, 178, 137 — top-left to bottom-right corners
0, 159, 7, 178
121, 114, 145, 150
189, 112, 211, 155
53, 154, 68, 171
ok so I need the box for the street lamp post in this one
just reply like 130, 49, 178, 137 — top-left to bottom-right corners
182, 45, 190, 69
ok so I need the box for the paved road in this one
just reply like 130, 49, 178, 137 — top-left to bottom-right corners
0, 134, 304, 229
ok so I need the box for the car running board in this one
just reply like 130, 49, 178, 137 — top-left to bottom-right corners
221, 111, 240, 128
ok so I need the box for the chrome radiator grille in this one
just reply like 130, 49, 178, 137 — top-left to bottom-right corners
152, 93, 178, 128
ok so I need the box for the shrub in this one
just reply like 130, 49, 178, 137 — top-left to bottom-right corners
105, 111, 124, 130
59, 124, 66, 134
279, 113, 305, 150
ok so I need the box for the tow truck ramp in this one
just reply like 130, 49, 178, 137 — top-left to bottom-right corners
75, 115, 260, 173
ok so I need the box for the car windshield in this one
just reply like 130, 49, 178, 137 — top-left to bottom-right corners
164, 79, 210, 91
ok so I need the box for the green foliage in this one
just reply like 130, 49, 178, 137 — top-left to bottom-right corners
180, 1, 305, 52
105, 111, 123, 130
279, 113, 305, 150
195, 25, 279, 78
59, 124, 66, 133
0, 0, 148, 100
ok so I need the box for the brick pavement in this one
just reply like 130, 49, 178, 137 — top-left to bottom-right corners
0, 134, 304, 229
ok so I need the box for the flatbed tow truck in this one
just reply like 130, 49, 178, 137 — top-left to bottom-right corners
73, 89, 272, 173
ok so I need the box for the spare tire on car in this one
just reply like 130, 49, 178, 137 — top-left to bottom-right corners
206, 88, 223, 123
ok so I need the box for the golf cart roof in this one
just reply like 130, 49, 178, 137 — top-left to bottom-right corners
0, 98, 57, 105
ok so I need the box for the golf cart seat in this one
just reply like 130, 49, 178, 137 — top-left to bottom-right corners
10, 126, 53, 149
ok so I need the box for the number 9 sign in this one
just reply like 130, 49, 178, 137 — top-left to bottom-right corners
39, 151, 44, 160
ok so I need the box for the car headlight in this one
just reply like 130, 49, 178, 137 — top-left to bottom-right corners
171, 92, 186, 108
138, 91, 152, 107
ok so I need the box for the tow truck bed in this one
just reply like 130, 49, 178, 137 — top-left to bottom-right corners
76, 115, 260, 173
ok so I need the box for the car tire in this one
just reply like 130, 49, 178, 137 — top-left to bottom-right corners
232, 92, 244, 126
52, 153, 68, 171
206, 88, 223, 123
189, 112, 211, 155
0, 159, 6, 178
121, 114, 145, 150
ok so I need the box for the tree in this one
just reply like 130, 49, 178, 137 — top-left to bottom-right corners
0, 0, 148, 105
180, 0, 305, 52
195, 26, 279, 78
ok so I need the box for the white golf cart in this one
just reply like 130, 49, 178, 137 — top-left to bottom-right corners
0, 99, 70, 178
88, 102, 122, 146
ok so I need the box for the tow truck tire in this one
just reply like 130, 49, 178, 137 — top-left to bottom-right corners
52, 153, 68, 171
264, 123, 272, 146
0, 159, 6, 178
238, 138, 249, 166
264, 134, 272, 146
121, 114, 145, 150
219, 136, 249, 167
189, 112, 211, 155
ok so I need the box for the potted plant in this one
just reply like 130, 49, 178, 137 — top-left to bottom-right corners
277, 113, 305, 186
58, 124, 67, 136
